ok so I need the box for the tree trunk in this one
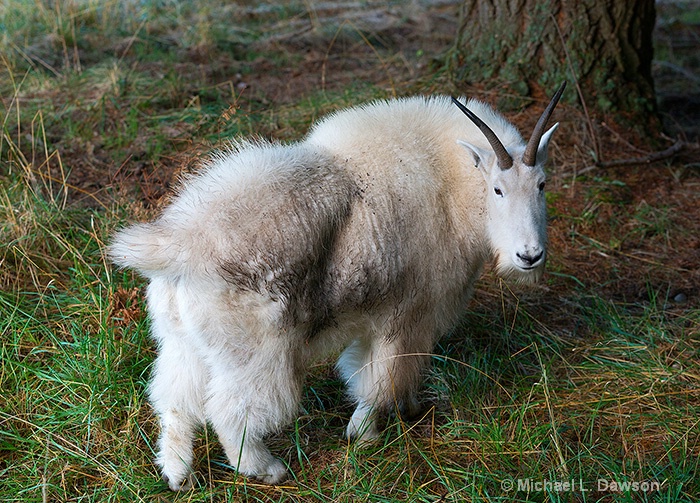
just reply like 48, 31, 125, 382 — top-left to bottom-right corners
451, 0, 657, 134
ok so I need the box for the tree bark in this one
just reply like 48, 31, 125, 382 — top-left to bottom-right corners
451, 0, 657, 133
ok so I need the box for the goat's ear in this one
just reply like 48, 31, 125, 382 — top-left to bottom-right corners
534, 123, 559, 166
457, 140, 493, 172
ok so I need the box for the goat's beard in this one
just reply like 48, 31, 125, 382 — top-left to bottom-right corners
495, 255, 546, 285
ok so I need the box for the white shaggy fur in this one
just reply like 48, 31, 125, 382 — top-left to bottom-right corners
108, 95, 558, 489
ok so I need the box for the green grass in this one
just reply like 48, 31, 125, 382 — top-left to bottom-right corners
2, 1, 699, 502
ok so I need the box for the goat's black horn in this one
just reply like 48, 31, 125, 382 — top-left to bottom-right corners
452, 97, 513, 170
522, 81, 567, 166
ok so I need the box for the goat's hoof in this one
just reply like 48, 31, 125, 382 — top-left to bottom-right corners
399, 396, 423, 421
346, 422, 380, 446
254, 458, 289, 485
248, 459, 289, 486
163, 471, 195, 491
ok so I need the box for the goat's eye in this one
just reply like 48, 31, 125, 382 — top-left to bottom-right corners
494, 187, 503, 197
538, 181, 546, 191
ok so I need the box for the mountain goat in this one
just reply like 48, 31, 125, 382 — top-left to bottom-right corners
109, 83, 566, 490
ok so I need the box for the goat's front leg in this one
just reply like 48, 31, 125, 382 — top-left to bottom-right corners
338, 322, 431, 445
346, 399, 380, 444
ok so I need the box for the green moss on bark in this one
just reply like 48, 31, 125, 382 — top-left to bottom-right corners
451, 0, 658, 135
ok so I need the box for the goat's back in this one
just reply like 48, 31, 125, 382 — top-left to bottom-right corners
109, 141, 356, 281
109, 96, 502, 329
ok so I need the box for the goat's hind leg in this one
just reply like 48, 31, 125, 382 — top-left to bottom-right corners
203, 341, 303, 483
205, 366, 293, 484
146, 279, 206, 491
186, 291, 302, 484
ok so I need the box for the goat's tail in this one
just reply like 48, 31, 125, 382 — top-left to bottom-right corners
108, 222, 182, 277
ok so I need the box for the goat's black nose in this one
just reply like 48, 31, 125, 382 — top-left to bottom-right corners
517, 251, 544, 267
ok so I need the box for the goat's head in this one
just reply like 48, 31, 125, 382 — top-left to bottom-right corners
452, 82, 566, 283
